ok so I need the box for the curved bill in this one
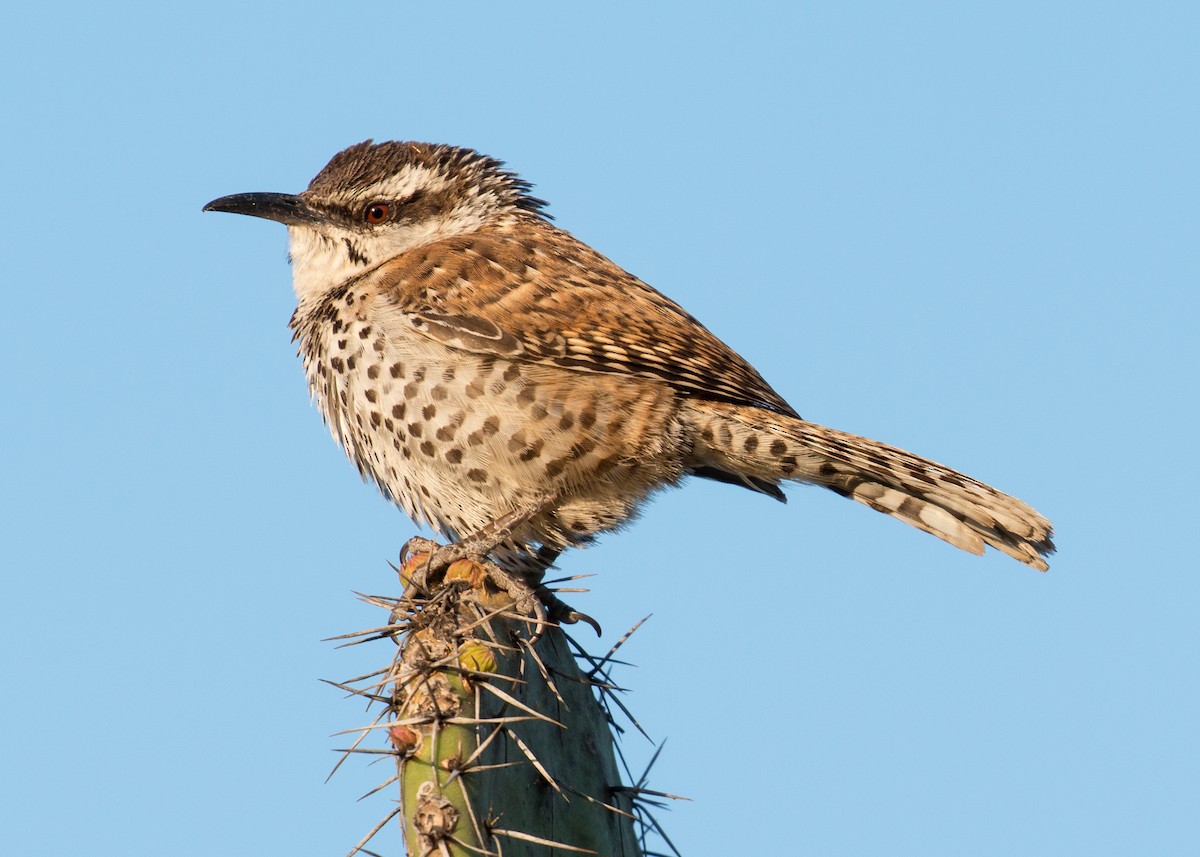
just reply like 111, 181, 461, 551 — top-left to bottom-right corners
202, 192, 323, 226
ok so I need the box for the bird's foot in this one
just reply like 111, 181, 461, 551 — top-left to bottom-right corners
399, 536, 548, 637
398, 537, 601, 638
399, 536, 478, 592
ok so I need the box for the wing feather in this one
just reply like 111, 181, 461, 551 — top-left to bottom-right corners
368, 216, 800, 417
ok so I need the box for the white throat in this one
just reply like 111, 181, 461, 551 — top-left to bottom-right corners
288, 225, 365, 307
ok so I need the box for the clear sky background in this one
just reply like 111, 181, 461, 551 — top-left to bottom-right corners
3, 3, 1197, 855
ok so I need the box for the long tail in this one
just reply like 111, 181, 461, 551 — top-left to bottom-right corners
686, 401, 1055, 570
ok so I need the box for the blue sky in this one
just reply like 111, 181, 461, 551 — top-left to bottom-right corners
3, 3, 1197, 855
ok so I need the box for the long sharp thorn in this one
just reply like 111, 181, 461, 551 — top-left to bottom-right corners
344, 807, 401, 857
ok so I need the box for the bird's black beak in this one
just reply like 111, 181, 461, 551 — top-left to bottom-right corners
203, 192, 323, 226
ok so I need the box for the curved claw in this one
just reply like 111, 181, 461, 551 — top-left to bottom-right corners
400, 535, 439, 561
557, 607, 603, 637
526, 595, 550, 647
398, 536, 441, 591
537, 586, 603, 637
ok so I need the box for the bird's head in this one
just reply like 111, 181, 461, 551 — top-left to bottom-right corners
204, 139, 547, 302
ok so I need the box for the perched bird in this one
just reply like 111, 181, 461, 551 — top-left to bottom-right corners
205, 140, 1054, 580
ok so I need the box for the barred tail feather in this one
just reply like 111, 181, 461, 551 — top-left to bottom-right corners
686, 401, 1055, 570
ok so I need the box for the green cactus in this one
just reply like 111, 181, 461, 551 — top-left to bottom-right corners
333, 553, 669, 856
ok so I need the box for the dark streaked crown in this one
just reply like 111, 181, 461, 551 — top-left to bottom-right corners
305, 139, 549, 217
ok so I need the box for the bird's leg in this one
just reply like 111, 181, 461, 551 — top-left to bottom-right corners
398, 495, 601, 636
404, 495, 557, 581
400, 497, 552, 627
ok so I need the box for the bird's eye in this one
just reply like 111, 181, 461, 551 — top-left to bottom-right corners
364, 202, 391, 224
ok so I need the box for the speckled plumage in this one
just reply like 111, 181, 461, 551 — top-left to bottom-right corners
207, 140, 1055, 574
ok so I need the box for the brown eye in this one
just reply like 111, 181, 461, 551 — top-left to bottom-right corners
364, 202, 391, 224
